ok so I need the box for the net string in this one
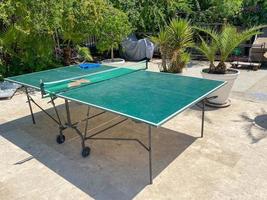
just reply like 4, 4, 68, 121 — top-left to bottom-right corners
40, 61, 147, 95
43, 60, 146, 86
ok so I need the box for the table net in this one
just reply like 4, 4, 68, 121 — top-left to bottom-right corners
41, 61, 147, 95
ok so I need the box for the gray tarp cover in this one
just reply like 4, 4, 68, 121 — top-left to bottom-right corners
121, 34, 154, 61
0, 81, 20, 99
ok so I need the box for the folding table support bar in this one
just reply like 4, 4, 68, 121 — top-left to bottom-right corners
25, 88, 60, 125
25, 87, 35, 124
65, 100, 72, 126
201, 99, 205, 138
148, 125, 152, 184
23, 89, 207, 185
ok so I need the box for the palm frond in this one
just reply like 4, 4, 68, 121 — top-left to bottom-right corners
77, 45, 93, 62
167, 18, 194, 49
150, 28, 169, 47
193, 26, 219, 44
195, 36, 217, 63
219, 26, 238, 61
219, 25, 264, 61
166, 18, 194, 72
150, 29, 171, 55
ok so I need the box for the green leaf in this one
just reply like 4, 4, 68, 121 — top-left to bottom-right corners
96, 6, 132, 58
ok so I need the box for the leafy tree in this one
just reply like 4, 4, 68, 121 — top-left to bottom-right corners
188, 0, 243, 23
235, 0, 267, 27
57, 0, 110, 65
0, 0, 61, 75
59, 0, 108, 47
109, 0, 266, 33
107, 0, 140, 31
109, 0, 191, 33
97, 7, 132, 61
0, 0, 114, 75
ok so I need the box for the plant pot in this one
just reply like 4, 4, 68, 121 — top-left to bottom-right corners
101, 58, 125, 65
201, 68, 240, 107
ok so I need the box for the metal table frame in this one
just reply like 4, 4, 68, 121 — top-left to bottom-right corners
24, 86, 206, 184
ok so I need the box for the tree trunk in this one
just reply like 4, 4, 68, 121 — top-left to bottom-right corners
53, 29, 60, 60
111, 46, 114, 62
63, 47, 71, 66
215, 61, 227, 74
169, 51, 184, 73
209, 61, 216, 73
3, 53, 11, 76
161, 52, 167, 72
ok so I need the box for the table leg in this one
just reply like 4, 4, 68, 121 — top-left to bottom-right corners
201, 100, 205, 138
65, 99, 72, 126
148, 125, 152, 184
25, 87, 35, 124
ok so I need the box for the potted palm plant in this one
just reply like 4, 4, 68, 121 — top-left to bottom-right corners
151, 18, 194, 73
195, 24, 263, 107
150, 29, 169, 72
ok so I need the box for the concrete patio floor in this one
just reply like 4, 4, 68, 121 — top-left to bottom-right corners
0, 60, 267, 200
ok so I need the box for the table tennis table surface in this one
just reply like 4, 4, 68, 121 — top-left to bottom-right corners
6, 63, 225, 126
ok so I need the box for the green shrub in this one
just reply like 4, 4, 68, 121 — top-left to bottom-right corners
0, 0, 62, 76
189, 0, 243, 24
0, 0, 130, 76
109, 0, 190, 33
235, 0, 267, 27
109, 0, 267, 32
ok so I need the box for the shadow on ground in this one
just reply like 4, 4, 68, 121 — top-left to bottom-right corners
0, 102, 197, 199
255, 114, 267, 129
188, 103, 220, 124
236, 108, 267, 144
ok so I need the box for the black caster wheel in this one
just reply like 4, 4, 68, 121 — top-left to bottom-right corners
56, 134, 65, 144
81, 147, 91, 157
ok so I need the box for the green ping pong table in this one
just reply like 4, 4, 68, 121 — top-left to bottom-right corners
5, 61, 225, 184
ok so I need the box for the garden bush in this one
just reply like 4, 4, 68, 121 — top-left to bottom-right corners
0, 0, 132, 77
109, 0, 267, 33
109, 0, 191, 33
1, 0, 266, 78
0, 0, 62, 76
234, 0, 267, 27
